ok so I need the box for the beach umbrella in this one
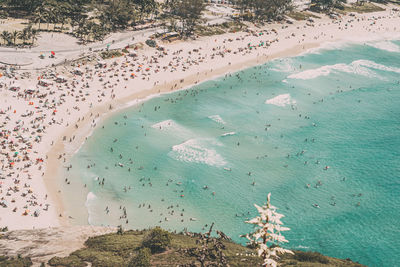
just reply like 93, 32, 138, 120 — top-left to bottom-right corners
51, 51, 55, 56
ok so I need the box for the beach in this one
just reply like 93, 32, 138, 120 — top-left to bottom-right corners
0, 4, 399, 232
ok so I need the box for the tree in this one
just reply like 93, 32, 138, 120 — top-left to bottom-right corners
18, 27, 30, 44
242, 193, 293, 267
31, 28, 38, 45
33, 4, 46, 30
235, 0, 292, 21
254, 0, 292, 20
310, 0, 340, 12
132, 0, 157, 21
6, 0, 43, 13
142, 227, 171, 253
168, 0, 206, 37
185, 223, 229, 267
98, 0, 138, 31
59, 4, 68, 31
0, 30, 11, 45
11, 30, 19, 45
91, 23, 107, 42
128, 247, 151, 267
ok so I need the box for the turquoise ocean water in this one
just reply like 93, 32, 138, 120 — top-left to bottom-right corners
62, 40, 400, 266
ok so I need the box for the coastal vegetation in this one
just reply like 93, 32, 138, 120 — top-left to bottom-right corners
0, 195, 362, 266
0, 25, 38, 46
0, 0, 395, 46
0, 255, 32, 267
0, 227, 365, 266
309, 0, 387, 13
342, 1, 386, 12
0, 0, 293, 45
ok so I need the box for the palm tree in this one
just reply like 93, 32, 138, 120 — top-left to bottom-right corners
92, 24, 106, 42
19, 26, 31, 44
11, 30, 19, 46
33, 6, 45, 30
44, 9, 53, 30
31, 29, 38, 45
51, 6, 59, 31
69, 16, 80, 33
1, 30, 11, 46
58, 3, 72, 32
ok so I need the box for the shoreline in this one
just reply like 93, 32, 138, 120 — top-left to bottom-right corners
44, 41, 320, 225
1, 5, 400, 230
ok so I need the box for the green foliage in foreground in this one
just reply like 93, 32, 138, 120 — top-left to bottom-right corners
129, 247, 151, 267
44, 228, 366, 267
142, 227, 171, 253
0, 255, 32, 267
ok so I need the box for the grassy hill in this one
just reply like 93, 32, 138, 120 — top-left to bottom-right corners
0, 228, 365, 267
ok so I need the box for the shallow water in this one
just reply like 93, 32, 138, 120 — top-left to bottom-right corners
63, 39, 400, 266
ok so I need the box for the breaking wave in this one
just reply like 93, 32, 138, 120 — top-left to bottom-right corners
208, 115, 226, 125
151, 119, 177, 130
85, 192, 97, 225
265, 94, 296, 107
287, 62, 375, 80
367, 41, 400, 53
169, 138, 227, 167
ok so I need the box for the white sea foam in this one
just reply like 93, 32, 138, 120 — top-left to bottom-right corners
85, 192, 97, 225
169, 138, 227, 167
296, 245, 310, 249
221, 132, 236, 137
151, 119, 176, 130
208, 115, 226, 125
367, 41, 400, 53
306, 41, 350, 55
287, 61, 377, 80
265, 94, 296, 107
270, 58, 296, 72
353, 59, 400, 74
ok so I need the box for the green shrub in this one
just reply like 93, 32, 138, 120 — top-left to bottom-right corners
48, 255, 86, 267
0, 255, 33, 267
142, 227, 171, 253
101, 50, 123, 59
128, 248, 151, 267
71, 248, 125, 266
145, 39, 156, 48
293, 251, 330, 264
84, 232, 142, 256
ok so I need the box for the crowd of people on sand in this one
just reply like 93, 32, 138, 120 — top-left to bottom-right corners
0, 8, 399, 228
